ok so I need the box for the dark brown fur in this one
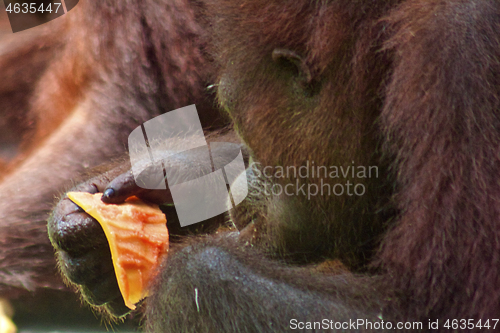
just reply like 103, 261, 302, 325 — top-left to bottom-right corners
380, 0, 500, 321
45, 0, 500, 331
203, 0, 500, 326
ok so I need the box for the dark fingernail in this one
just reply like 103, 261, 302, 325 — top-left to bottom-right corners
103, 188, 115, 199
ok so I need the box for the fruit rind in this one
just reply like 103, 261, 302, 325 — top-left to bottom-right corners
67, 192, 169, 310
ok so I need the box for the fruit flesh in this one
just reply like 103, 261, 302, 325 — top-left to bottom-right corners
67, 192, 169, 310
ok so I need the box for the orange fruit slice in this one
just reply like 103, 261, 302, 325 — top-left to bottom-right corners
67, 192, 169, 310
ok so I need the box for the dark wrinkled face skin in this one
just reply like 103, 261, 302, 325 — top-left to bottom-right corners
211, 2, 394, 269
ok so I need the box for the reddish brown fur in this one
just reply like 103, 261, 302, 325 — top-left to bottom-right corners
209, 0, 398, 269
379, 0, 500, 321
203, 0, 500, 326
0, 24, 62, 173
32, 0, 500, 331
0, 0, 225, 299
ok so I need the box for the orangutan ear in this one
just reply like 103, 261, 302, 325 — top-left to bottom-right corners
272, 48, 313, 86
